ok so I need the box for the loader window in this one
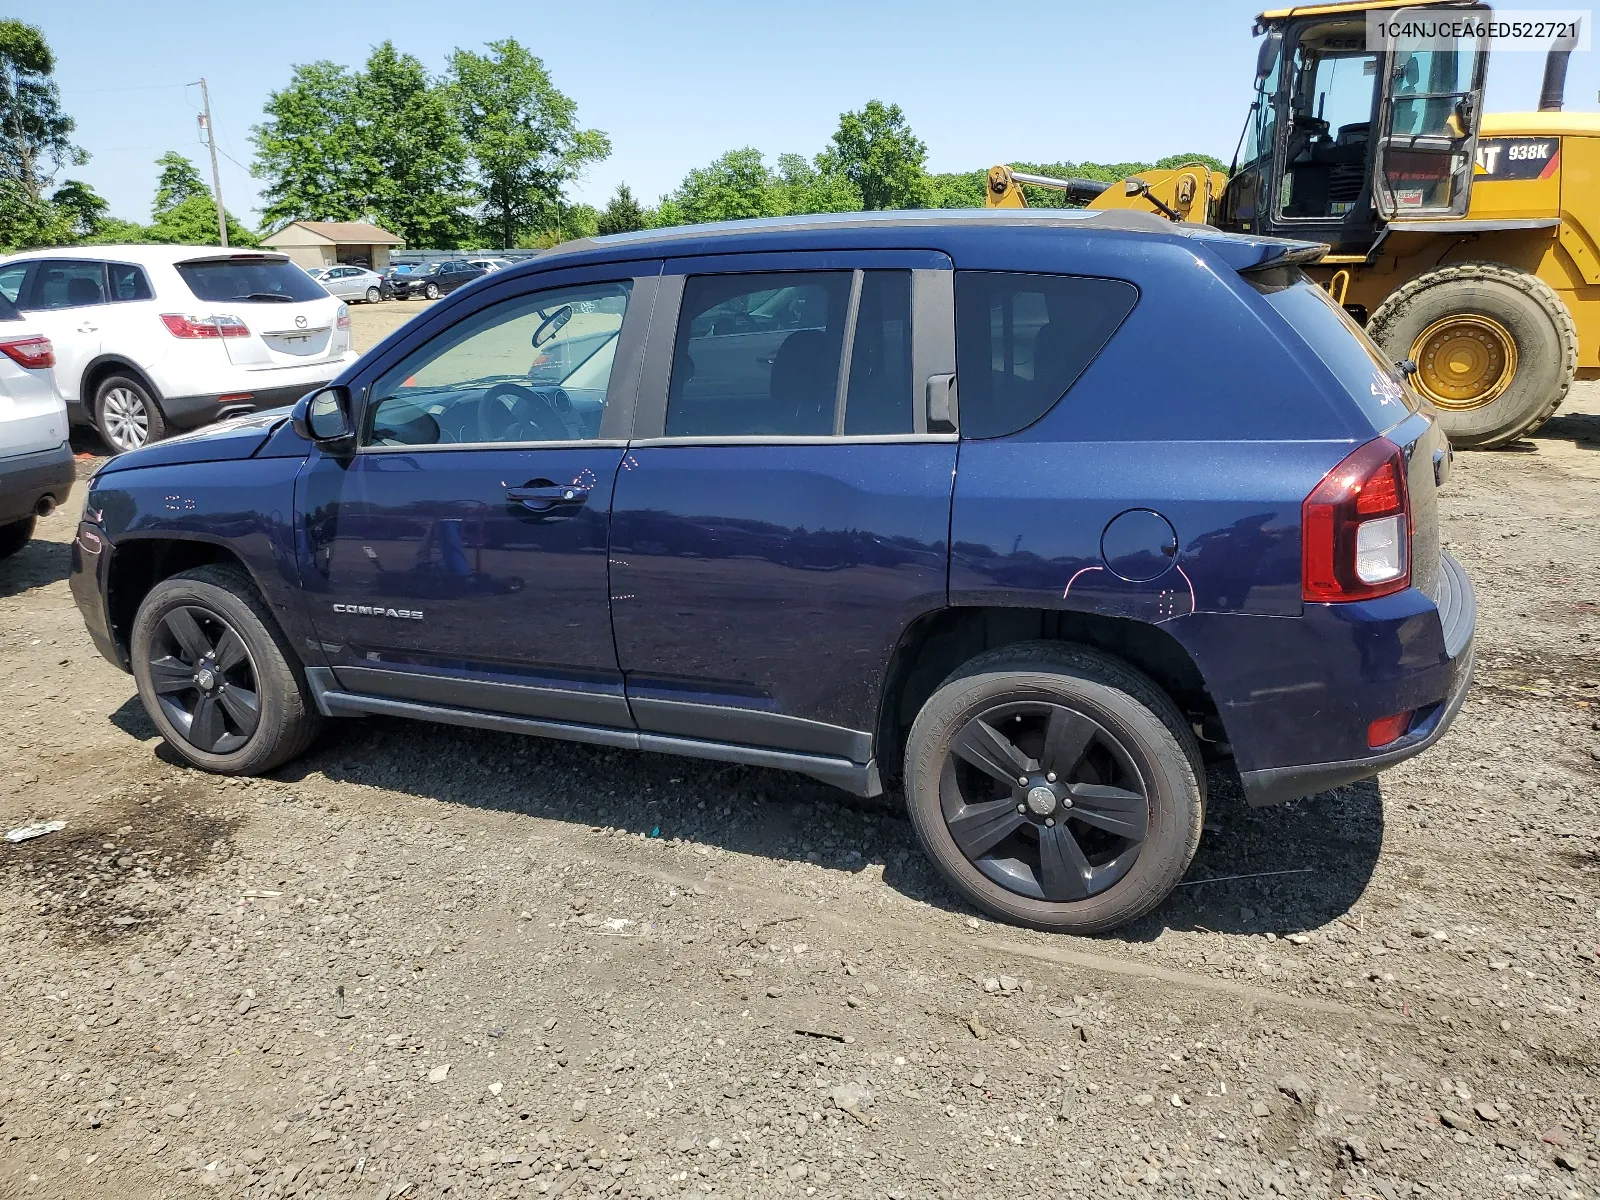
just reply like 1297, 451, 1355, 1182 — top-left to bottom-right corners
1278, 38, 1380, 221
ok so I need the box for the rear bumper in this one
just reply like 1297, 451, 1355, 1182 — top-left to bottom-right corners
1173, 550, 1477, 807
162, 379, 339, 430
0, 441, 75, 525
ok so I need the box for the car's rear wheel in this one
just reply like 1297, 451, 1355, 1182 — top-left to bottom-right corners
423, 282, 440, 300
130, 564, 322, 775
904, 642, 1203, 934
0, 516, 36, 560
95, 374, 165, 454
365, 286, 380, 304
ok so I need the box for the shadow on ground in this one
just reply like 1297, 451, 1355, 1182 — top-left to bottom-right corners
107, 700, 1385, 941
0, 534, 72, 599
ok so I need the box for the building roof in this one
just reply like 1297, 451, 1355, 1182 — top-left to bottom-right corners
261, 221, 404, 246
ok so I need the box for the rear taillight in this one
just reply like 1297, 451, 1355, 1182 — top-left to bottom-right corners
1302, 437, 1411, 602
161, 313, 250, 339
336, 304, 350, 330
0, 335, 54, 369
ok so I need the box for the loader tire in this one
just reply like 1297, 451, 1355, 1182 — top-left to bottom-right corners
1365, 262, 1577, 449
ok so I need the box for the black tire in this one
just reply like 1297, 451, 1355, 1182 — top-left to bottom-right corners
904, 642, 1204, 935
94, 373, 165, 454
0, 516, 35, 560
423, 282, 440, 301
365, 286, 380, 304
130, 564, 322, 775
1366, 262, 1577, 449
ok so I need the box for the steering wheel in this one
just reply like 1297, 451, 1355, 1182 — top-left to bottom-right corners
476, 382, 574, 443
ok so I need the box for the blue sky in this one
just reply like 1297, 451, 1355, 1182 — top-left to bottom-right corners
18, 0, 1599, 228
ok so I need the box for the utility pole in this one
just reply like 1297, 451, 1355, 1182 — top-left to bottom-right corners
197, 78, 228, 247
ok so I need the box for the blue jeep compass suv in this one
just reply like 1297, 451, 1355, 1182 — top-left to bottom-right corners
69, 210, 1475, 933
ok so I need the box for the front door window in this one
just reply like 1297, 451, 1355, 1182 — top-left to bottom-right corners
1374, 43, 1484, 216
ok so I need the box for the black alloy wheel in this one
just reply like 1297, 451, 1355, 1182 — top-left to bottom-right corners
904, 643, 1204, 934
942, 701, 1147, 902
145, 604, 261, 754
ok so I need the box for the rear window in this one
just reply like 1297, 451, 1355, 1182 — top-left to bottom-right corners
175, 258, 327, 304
954, 271, 1139, 439
0, 293, 20, 321
1257, 272, 1418, 430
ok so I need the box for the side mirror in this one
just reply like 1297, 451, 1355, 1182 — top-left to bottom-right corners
292, 385, 356, 452
1256, 27, 1282, 80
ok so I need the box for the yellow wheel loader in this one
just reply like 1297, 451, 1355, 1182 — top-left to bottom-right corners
987, 0, 1597, 448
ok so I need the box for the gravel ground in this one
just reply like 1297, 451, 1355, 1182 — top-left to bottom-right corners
1, 384, 1596, 1200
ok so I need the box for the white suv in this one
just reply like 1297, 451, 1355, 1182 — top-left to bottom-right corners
0, 246, 359, 453
0, 292, 72, 558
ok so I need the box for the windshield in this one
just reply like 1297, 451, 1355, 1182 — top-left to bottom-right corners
176, 258, 327, 304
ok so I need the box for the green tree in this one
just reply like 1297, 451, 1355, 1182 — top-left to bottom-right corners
826, 100, 928, 211
771, 153, 860, 215
0, 175, 70, 250
153, 152, 209, 217
50, 178, 107, 238
448, 38, 610, 249
355, 42, 471, 246
1154, 152, 1227, 173
81, 216, 147, 245
595, 183, 646, 235
0, 20, 82, 200
252, 61, 370, 227
671, 147, 777, 224
145, 193, 259, 247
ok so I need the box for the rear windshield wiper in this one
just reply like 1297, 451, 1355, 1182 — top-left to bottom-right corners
234, 292, 295, 302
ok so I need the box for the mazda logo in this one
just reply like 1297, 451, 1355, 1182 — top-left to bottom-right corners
295, 315, 308, 328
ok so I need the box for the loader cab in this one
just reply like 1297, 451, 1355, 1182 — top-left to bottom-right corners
1219, 8, 1488, 253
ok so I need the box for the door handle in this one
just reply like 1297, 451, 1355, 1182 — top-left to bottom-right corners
78, 323, 98, 333
506, 481, 592, 511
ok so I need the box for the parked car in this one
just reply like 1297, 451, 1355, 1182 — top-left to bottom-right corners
68, 210, 1475, 933
309, 264, 391, 304
0, 292, 73, 559
468, 257, 513, 273
0, 246, 358, 454
389, 259, 486, 300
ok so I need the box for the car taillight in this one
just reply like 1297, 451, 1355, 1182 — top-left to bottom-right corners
161, 313, 250, 339
1302, 436, 1410, 602
336, 304, 350, 330
0, 335, 54, 369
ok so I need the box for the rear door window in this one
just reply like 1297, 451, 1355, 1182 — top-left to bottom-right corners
29, 260, 108, 310
1257, 272, 1417, 430
954, 271, 1139, 438
667, 272, 852, 437
175, 258, 327, 304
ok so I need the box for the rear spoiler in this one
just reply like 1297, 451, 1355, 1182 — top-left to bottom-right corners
1238, 242, 1329, 274
174, 252, 291, 266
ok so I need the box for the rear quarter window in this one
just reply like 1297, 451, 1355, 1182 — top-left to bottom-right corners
0, 293, 21, 321
1256, 272, 1418, 431
175, 258, 328, 304
954, 271, 1139, 439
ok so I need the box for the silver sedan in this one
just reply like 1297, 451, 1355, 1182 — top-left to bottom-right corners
308, 265, 389, 303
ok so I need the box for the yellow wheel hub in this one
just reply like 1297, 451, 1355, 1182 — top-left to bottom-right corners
1409, 314, 1518, 410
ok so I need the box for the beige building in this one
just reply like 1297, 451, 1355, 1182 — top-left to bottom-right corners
260, 221, 405, 271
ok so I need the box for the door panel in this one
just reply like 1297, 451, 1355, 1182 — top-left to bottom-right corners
296, 266, 659, 727
610, 254, 956, 758
609, 443, 955, 745
299, 445, 630, 721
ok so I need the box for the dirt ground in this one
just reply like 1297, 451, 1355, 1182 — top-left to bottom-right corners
0, 376, 1596, 1200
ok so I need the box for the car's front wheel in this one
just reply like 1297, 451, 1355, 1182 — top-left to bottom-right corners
423, 282, 440, 300
365, 286, 380, 304
130, 564, 322, 775
904, 642, 1203, 934
95, 374, 165, 453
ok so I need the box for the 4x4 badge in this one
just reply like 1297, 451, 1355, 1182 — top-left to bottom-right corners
332, 603, 423, 620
